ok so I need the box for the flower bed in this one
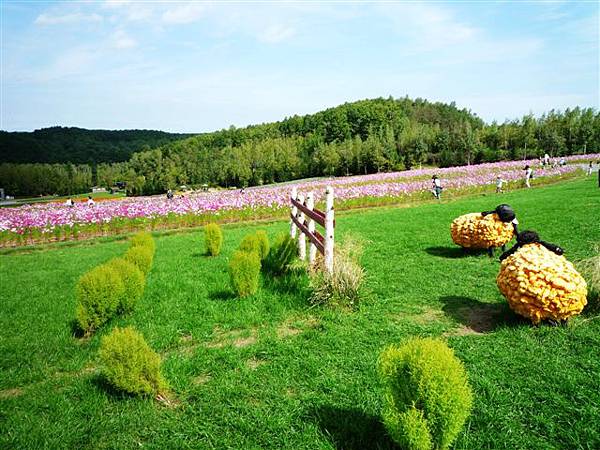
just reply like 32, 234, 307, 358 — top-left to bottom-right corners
0, 156, 593, 247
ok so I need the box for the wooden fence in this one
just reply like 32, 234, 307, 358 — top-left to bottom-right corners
290, 186, 334, 273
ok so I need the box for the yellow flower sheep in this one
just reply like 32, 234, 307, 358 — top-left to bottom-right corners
497, 231, 587, 324
451, 204, 517, 253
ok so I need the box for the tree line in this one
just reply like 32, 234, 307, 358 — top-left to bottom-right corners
0, 127, 191, 164
1, 98, 598, 197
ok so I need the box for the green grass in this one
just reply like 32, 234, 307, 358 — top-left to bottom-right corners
1, 177, 599, 449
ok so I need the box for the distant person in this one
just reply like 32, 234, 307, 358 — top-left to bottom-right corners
559, 157, 566, 166
587, 162, 593, 176
87, 196, 95, 206
524, 165, 533, 188
543, 153, 550, 166
432, 175, 442, 200
495, 175, 507, 193
65, 198, 74, 207
167, 189, 174, 200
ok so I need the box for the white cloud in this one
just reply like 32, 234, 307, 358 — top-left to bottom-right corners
103, 0, 132, 9
162, 3, 208, 25
35, 12, 103, 26
377, 3, 478, 50
111, 30, 137, 49
24, 47, 99, 82
258, 25, 296, 44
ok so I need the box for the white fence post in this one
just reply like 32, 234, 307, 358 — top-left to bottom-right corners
324, 186, 334, 273
297, 193, 306, 261
290, 187, 297, 239
306, 192, 316, 265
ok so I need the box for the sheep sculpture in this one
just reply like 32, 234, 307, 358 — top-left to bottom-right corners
451, 204, 518, 256
497, 231, 588, 324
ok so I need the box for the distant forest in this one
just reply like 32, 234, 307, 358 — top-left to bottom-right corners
1, 97, 598, 197
0, 127, 192, 164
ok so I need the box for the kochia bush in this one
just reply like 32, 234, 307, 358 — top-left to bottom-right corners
255, 230, 270, 261
238, 234, 261, 256
229, 250, 261, 297
204, 223, 223, 256
98, 326, 167, 396
124, 245, 154, 275
378, 338, 473, 450
75, 264, 124, 334
130, 231, 155, 255
108, 257, 145, 314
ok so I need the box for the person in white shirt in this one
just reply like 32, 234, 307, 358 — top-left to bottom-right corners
587, 162, 593, 176
524, 165, 533, 188
431, 175, 442, 200
543, 153, 550, 166
87, 195, 95, 206
495, 175, 506, 193
65, 198, 74, 207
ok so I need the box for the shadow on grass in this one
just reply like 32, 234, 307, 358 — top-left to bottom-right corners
262, 268, 310, 296
91, 374, 137, 400
308, 405, 395, 450
582, 291, 600, 317
208, 289, 236, 301
192, 250, 218, 258
425, 246, 489, 259
69, 319, 87, 339
439, 295, 524, 333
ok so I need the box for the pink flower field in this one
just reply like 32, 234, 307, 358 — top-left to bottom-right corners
0, 156, 595, 236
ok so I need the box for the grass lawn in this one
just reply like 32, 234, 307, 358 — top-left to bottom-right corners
1, 176, 599, 449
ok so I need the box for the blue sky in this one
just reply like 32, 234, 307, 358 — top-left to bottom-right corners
1, 0, 598, 132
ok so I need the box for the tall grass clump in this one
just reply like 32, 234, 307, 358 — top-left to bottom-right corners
263, 233, 298, 275
124, 245, 154, 275
130, 231, 155, 255
108, 257, 145, 314
75, 264, 124, 335
309, 235, 365, 308
98, 326, 167, 396
378, 338, 473, 450
229, 250, 261, 297
204, 223, 223, 256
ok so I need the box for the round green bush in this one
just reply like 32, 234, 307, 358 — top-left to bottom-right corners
130, 231, 155, 255
229, 250, 261, 297
99, 326, 167, 396
263, 233, 298, 275
238, 234, 260, 256
378, 338, 473, 450
108, 257, 145, 314
204, 223, 223, 256
75, 264, 125, 334
255, 230, 270, 261
124, 245, 154, 275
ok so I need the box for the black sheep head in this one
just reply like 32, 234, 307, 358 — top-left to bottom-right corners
516, 230, 540, 245
495, 204, 516, 222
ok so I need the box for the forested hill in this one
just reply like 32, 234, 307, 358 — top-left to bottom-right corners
0, 127, 192, 164
1, 97, 598, 197
179, 96, 484, 150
